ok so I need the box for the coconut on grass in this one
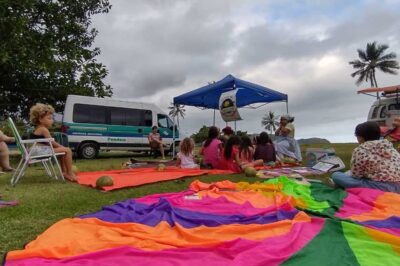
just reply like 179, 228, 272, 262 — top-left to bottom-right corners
96, 175, 114, 188
244, 167, 257, 177
156, 163, 166, 171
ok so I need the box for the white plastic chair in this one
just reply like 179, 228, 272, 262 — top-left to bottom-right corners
7, 118, 65, 186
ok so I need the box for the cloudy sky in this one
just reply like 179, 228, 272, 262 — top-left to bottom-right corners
91, 0, 400, 142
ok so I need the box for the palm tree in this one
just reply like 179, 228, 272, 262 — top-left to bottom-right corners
168, 103, 186, 128
349, 42, 399, 95
261, 111, 279, 134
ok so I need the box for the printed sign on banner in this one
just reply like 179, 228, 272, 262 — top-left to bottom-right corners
219, 89, 242, 122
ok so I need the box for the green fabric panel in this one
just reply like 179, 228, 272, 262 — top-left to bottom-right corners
264, 176, 330, 212
342, 222, 400, 266
310, 182, 348, 216
282, 219, 359, 266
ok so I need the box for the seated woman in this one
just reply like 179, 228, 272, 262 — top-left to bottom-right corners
199, 126, 221, 168
274, 115, 302, 162
0, 129, 15, 173
239, 136, 263, 167
331, 121, 400, 193
254, 132, 276, 163
148, 126, 165, 160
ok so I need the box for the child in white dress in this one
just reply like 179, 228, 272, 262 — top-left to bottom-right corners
176, 138, 199, 169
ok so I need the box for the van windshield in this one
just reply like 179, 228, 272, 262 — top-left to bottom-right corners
157, 114, 173, 128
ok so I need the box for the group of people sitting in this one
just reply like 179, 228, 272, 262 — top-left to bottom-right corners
175, 126, 279, 172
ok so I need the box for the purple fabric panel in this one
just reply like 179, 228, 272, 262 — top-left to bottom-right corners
360, 216, 400, 229
80, 198, 298, 228
336, 188, 384, 218
6, 219, 325, 266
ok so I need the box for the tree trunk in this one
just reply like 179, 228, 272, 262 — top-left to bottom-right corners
372, 69, 379, 99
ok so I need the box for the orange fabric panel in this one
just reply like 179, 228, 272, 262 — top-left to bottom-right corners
8, 213, 311, 260
348, 192, 400, 222
77, 168, 234, 191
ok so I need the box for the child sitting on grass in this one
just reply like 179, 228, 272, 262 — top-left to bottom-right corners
176, 137, 199, 169
30, 103, 76, 181
239, 136, 263, 167
254, 132, 276, 164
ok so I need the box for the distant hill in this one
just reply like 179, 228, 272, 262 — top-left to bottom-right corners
297, 138, 331, 145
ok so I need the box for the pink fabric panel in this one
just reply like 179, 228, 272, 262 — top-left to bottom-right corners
336, 188, 384, 218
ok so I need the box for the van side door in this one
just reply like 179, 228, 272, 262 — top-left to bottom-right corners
108, 107, 152, 150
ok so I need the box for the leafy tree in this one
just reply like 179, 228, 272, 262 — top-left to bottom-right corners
168, 103, 186, 128
191, 125, 209, 144
0, 0, 113, 119
349, 42, 399, 91
261, 111, 279, 134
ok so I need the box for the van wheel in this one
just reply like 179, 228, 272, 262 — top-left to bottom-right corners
78, 143, 99, 159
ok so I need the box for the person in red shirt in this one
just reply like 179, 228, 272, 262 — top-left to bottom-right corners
217, 135, 242, 172
381, 116, 400, 151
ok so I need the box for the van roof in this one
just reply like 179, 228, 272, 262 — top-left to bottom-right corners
65, 95, 165, 112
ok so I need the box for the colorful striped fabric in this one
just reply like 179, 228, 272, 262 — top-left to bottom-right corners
5, 177, 400, 265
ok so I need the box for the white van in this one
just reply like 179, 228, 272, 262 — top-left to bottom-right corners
62, 95, 180, 159
367, 96, 400, 126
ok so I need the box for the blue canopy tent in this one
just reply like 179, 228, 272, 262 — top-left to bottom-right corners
174, 74, 288, 109
171, 74, 288, 155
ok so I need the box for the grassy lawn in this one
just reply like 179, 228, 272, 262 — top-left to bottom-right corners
0, 143, 357, 261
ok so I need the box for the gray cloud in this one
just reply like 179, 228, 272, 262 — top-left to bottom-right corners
92, 0, 400, 142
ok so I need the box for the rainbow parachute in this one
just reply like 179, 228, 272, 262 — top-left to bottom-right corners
5, 177, 400, 265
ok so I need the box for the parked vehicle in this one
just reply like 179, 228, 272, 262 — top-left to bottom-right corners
62, 95, 180, 159
359, 85, 400, 126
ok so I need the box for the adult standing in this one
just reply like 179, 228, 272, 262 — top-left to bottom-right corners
148, 126, 165, 160
274, 115, 302, 161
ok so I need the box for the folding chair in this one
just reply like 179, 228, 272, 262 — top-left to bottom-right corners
7, 118, 65, 186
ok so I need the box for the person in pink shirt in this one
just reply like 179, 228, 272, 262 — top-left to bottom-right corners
217, 135, 242, 173
200, 126, 221, 168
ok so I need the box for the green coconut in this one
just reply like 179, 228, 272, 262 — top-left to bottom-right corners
282, 157, 296, 164
244, 167, 257, 177
96, 175, 114, 188
157, 163, 166, 171
72, 165, 80, 174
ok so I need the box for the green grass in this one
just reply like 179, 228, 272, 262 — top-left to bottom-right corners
0, 143, 356, 262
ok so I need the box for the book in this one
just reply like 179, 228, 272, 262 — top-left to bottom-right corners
311, 161, 337, 172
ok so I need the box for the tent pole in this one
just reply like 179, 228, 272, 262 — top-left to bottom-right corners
172, 109, 176, 159
286, 101, 289, 114
213, 109, 215, 126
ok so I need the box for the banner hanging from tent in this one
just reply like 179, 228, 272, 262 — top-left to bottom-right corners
219, 89, 242, 122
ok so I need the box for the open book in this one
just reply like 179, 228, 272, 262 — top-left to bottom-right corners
311, 161, 338, 173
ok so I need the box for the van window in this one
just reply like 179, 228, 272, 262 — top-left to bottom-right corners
110, 107, 153, 126
389, 104, 400, 110
157, 114, 172, 128
73, 104, 106, 124
380, 106, 387, 118
371, 106, 380, 118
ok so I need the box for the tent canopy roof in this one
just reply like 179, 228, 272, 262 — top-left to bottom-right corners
173, 74, 288, 109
